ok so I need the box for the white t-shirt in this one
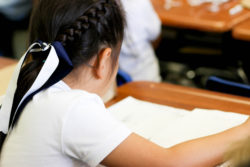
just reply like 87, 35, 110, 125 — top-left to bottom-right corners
0, 81, 131, 167
120, 0, 162, 82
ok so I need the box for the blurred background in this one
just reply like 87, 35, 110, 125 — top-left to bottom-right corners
155, 0, 250, 88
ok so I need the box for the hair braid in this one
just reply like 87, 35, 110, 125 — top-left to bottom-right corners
56, 0, 110, 47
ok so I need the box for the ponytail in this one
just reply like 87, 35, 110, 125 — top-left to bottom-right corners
9, 51, 46, 128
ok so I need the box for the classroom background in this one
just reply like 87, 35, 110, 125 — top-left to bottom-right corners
1, 0, 250, 97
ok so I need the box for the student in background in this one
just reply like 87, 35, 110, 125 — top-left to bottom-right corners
1, 0, 250, 167
119, 0, 162, 82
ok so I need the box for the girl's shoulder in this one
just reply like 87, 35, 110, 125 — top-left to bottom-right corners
44, 80, 103, 106
30, 81, 105, 116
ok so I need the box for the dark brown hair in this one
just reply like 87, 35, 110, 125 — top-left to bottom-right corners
10, 0, 126, 128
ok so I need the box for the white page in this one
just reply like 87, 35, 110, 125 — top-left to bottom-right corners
108, 96, 190, 139
109, 97, 248, 147
151, 109, 248, 148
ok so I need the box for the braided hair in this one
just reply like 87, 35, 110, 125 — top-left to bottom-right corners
11, 0, 125, 127
30, 0, 125, 68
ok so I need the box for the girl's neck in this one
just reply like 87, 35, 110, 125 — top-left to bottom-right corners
63, 66, 105, 97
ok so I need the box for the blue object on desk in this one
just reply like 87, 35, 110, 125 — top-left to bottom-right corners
116, 69, 132, 86
206, 76, 250, 97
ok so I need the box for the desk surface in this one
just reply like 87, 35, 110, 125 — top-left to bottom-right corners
107, 81, 250, 115
0, 57, 17, 69
151, 0, 250, 32
232, 18, 250, 40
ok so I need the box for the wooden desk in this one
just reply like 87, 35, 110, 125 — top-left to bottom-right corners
0, 57, 17, 69
0, 57, 17, 95
151, 0, 250, 32
107, 82, 250, 115
232, 18, 250, 40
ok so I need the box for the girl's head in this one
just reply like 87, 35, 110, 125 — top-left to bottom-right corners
29, 0, 125, 68
5, 0, 126, 131
27, 0, 126, 95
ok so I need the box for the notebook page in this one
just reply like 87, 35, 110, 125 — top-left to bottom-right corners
151, 108, 248, 148
108, 96, 248, 147
108, 96, 190, 139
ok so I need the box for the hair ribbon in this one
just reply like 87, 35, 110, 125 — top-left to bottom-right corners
0, 41, 73, 135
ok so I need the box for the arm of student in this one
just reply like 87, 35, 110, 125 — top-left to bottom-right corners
101, 118, 250, 167
137, 0, 161, 42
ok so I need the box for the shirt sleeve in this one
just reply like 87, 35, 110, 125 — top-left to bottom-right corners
121, 0, 161, 43
61, 95, 132, 167
142, 0, 162, 41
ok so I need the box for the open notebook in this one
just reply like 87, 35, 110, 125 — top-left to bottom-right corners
108, 96, 248, 148
108, 96, 249, 166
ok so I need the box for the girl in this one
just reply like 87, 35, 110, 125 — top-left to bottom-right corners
0, 0, 250, 166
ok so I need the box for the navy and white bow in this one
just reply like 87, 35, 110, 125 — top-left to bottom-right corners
0, 41, 73, 134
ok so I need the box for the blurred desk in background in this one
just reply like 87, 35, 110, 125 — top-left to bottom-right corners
151, 0, 250, 88
151, 0, 250, 32
0, 57, 17, 69
107, 81, 250, 115
0, 57, 17, 95
232, 18, 250, 40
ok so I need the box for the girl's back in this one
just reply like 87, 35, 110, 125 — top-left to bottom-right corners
0, 81, 130, 167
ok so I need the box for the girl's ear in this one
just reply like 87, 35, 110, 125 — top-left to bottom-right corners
95, 48, 112, 79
